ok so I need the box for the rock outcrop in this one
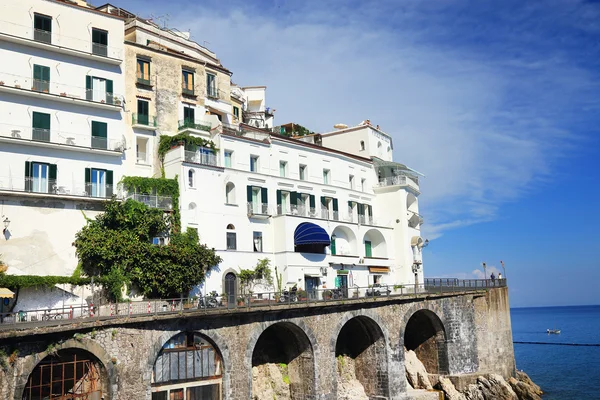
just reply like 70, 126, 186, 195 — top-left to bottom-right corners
405, 349, 433, 390
477, 374, 518, 400
508, 371, 543, 400
435, 373, 542, 400
252, 364, 291, 400
438, 376, 466, 400
463, 384, 485, 400
336, 355, 369, 400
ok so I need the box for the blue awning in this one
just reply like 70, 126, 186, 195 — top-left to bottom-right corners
294, 222, 331, 246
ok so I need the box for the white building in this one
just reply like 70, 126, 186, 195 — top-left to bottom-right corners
164, 120, 426, 301
240, 86, 274, 129
0, 0, 125, 277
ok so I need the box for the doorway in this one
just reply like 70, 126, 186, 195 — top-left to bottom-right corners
305, 276, 319, 299
224, 273, 236, 308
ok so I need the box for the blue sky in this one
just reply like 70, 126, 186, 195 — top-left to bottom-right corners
114, 0, 600, 307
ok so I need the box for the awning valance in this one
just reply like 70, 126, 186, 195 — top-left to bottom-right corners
0, 288, 15, 298
294, 222, 331, 246
369, 267, 390, 273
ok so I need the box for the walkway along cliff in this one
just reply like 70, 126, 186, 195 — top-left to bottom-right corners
0, 282, 541, 400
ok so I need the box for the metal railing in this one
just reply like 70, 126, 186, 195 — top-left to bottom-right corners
136, 76, 151, 86
136, 151, 149, 164
184, 150, 219, 167
178, 119, 212, 132
0, 72, 124, 107
247, 202, 270, 216
182, 87, 195, 96
206, 87, 226, 100
0, 279, 506, 330
0, 20, 123, 60
132, 113, 157, 127
0, 123, 123, 152
276, 204, 318, 218
375, 175, 420, 190
125, 193, 173, 210
0, 176, 115, 198
321, 208, 340, 221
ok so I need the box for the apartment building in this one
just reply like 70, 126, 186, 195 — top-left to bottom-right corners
163, 120, 425, 301
0, 0, 125, 277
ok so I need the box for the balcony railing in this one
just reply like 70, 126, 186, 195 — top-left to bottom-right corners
206, 87, 226, 100
136, 151, 148, 164
178, 119, 211, 132
276, 204, 318, 218
247, 202, 270, 216
182, 87, 195, 96
125, 193, 173, 210
375, 175, 420, 190
136, 76, 151, 86
0, 72, 124, 108
132, 114, 157, 127
0, 20, 123, 60
184, 150, 219, 167
0, 175, 114, 198
0, 123, 123, 152
321, 208, 340, 221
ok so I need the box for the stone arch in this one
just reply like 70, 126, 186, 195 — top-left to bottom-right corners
16, 338, 116, 400
188, 168, 195, 187
246, 319, 318, 400
331, 225, 357, 256
362, 228, 387, 258
402, 306, 449, 375
147, 329, 232, 399
331, 310, 390, 399
225, 181, 236, 204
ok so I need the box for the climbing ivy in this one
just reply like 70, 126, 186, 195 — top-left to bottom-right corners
157, 133, 218, 177
120, 176, 181, 231
0, 274, 92, 289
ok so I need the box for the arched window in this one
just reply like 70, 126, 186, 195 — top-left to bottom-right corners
226, 224, 236, 250
188, 169, 195, 188
225, 182, 236, 204
360, 140, 365, 151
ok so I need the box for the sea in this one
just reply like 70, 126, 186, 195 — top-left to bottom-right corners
511, 305, 600, 400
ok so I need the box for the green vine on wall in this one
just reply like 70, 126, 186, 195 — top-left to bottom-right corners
157, 133, 218, 177
120, 176, 181, 231
0, 274, 92, 289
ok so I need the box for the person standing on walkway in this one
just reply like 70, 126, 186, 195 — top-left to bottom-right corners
490, 272, 496, 285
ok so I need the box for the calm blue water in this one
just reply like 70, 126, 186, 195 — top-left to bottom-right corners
511, 305, 600, 400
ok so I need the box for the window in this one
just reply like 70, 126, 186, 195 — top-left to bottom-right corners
136, 58, 151, 85
225, 182, 235, 204
281, 191, 289, 214
91, 121, 108, 149
247, 186, 267, 214
33, 64, 50, 93
361, 178, 366, 192
360, 140, 365, 151
233, 106, 240, 120
136, 137, 149, 163
182, 70, 194, 95
31, 162, 48, 193
250, 155, 259, 172
91, 28, 108, 57
299, 165, 306, 181
32, 111, 51, 142
253, 231, 263, 252
323, 169, 330, 184
224, 150, 232, 168
183, 106, 195, 125
136, 99, 150, 126
331, 235, 336, 255
206, 73, 217, 98
34, 14, 52, 43
188, 169, 195, 188
86, 76, 113, 104
349, 175, 354, 190
85, 168, 113, 198
279, 161, 287, 177
226, 225, 237, 250
25, 161, 56, 193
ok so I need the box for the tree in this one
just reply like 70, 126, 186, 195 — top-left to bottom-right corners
73, 199, 221, 301
239, 258, 274, 296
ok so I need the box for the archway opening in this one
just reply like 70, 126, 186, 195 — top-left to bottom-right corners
152, 332, 223, 400
404, 310, 449, 374
23, 348, 108, 400
362, 229, 387, 258
251, 322, 315, 400
335, 316, 389, 398
330, 225, 357, 256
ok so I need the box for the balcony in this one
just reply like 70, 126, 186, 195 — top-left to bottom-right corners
178, 119, 212, 134
0, 72, 123, 111
0, 20, 123, 64
0, 123, 124, 154
184, 150, 219, 167
320, 208, 340, 221
132, 114, 157, 130
276, 204, 318, 218
182, 87, 195, 97
0, 175, 114, 199
124, 193, 173, 210
374, 175, 420, 192
247, 202, 270, 219
408, 211, 424, 229
136, 76, 152, 86
206, 87, 227, 101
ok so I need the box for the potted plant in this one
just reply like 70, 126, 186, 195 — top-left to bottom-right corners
100, 99, 105, 104
297, 289, 307, 301
237, 296, 245, 306
114, 97, 122, 106
323, 290, 333, 300
60, 92, 67, 97
14, 84, 21, 89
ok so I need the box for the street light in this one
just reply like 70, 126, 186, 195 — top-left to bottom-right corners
2, 217, 10, 234
482, 262, 487, 280
500, 260, 506, 279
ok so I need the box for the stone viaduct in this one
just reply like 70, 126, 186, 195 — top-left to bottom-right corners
0, 287, 515, 400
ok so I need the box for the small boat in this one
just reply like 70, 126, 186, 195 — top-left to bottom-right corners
547, 329, 561, 334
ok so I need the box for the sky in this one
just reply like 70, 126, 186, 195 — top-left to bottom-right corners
114, 0, 600, 307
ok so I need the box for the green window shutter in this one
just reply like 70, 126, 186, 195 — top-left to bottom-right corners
85, 168, 91, 196
33, 65, 49, 81
320, 196, 326, 207
365, 241, 372, 258
331, 237, 336, 255
333, 198, 339, 212
86, 76, 92, 100
91, 121, 108, 138
276, 190, 282, 206
24, 161, 32, 191
106, 170, 113, 197
261, 187, 268, 204
32, 112, 50, 129
105, 79, 114, 104
358, 203, 365, 216
49, 164, 57, 187
348, 201, 353, 210
247, 185, 253, 203
309, 195, 315, 209
291, 191, 298, 206
42, 66, 50, 82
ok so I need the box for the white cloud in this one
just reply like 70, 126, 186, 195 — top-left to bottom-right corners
134, 0, 599, 237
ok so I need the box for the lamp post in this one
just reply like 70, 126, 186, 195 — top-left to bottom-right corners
500, 260, 506, 279
2, 217, 10, 234
482, 262, 487, 281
